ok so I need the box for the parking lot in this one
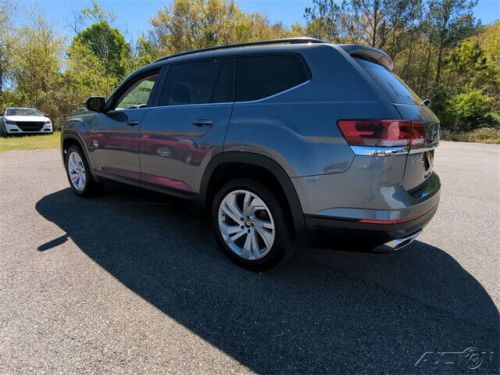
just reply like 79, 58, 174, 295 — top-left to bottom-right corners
0, 141, 498, 374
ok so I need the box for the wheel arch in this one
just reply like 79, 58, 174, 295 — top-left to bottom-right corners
61, 134, 98, 180
200, 152, 306, 242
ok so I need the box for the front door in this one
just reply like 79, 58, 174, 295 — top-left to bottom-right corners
90, 72, 159, 182
139, 58, 235, 193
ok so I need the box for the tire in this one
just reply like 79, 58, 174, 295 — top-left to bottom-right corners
212, 178, 291, 270
0, 119, 7, 137
64, 145, 101, 197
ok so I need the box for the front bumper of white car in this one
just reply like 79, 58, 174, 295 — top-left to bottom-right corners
4, 121, 53, 134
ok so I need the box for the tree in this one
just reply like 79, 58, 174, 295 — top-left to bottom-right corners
442, 89, 497, 131
64, 38, 117, 104
0, 0, 14, 93
148, 0, 296, 56
427, 0, 478, 86
304, 0, 344, 41
10, 11, 65, 119
303, 0, 422, 52
71, 0, 115, 34
72, 21, 131, 80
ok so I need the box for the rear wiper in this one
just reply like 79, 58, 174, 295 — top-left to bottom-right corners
421, 98, 431, 107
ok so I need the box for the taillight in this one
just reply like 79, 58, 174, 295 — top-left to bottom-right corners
337, 120, 425, 148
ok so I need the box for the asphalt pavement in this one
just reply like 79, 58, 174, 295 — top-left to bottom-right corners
0, 141, 498, 374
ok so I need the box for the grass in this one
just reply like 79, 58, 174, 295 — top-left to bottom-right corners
0, 132, 60, 153
440, 128, 500, 144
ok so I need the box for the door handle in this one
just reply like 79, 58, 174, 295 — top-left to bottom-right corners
127, 120, 140, 126
192, 119, 213, 127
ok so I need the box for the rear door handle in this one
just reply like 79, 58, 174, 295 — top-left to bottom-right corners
192, 119, 213, 127
127, 120, 140, 126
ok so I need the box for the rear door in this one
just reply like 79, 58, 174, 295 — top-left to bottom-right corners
139, 57, 235, 193
354, 58, 440, 190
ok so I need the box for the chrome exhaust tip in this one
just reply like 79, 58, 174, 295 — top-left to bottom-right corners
373, 230, 422, 253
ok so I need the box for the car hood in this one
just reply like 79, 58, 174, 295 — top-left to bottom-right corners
4, 115, 51, 122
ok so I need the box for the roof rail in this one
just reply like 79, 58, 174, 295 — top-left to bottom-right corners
154, 37, 325, 63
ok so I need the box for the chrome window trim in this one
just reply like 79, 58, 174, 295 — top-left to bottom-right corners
235, 79, 311, 104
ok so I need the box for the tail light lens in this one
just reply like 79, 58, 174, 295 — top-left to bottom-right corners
337, 120, 426, 148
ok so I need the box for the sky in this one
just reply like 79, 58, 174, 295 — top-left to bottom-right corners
13, 0, 500, 43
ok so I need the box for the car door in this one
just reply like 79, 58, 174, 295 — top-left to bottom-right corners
89, 71, 160, 182
139, 57, 235, 193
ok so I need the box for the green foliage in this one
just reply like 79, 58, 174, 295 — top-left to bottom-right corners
1, 0, 498, 141
442, 89, 498, 131
0, 0, 15, 93
149, 0, 297, 55
73, 21, 131, 79
440, 127, 500, 143
64, 38, 118, 113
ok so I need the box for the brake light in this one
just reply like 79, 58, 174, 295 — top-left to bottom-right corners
337, 120, 425, 148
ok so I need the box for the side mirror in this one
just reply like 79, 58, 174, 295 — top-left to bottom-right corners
84, 96, 106, 112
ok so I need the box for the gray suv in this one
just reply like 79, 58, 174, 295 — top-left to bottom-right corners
61, 37, 440, 269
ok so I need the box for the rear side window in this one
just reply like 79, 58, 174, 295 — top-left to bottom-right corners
236, 54, 310, 101
355, 58, 422, 105
158, 58, 235, 106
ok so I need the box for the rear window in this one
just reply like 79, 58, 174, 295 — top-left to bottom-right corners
355, 58, 422, 106
236, 54, 310, 101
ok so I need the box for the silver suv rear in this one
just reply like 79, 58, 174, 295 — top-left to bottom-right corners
61, 37, 440, 269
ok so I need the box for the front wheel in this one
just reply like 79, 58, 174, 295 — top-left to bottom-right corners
212, 178, 290, 270
64, 145, 100, 196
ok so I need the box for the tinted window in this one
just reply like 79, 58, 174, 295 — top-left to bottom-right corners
211, 59, 235, 103
355, 58, 422, 105
159, 58, 234, 106
116, 74, 158, 110
236, 55, 310, 101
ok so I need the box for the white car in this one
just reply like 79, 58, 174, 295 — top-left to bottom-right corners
0, 107, 53, 136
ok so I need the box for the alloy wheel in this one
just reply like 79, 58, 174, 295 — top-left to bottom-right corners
67, 151, 86, 192
217, 189, 276, 260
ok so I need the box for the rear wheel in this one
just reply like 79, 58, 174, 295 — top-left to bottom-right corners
64, 145, 100, 196
212, 178, 290, 270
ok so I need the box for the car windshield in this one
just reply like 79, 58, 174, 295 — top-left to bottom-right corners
6, 108, 43, 116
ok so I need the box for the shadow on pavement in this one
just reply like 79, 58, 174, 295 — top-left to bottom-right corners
35, 184, 499, 374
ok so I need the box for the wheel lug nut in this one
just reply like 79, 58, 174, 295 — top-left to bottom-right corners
240, 225, 244, 229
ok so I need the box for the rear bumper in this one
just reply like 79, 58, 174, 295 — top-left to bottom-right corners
304, 197, 439, 248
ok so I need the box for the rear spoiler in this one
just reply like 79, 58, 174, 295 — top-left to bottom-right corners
338, 44, 394, 71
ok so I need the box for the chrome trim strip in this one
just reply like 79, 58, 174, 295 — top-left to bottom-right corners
351, 142, 439, 157
408, 143, 439, 154
350, 145, 409, 156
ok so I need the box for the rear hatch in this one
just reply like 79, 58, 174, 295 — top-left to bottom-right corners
352, 55, 440, 191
